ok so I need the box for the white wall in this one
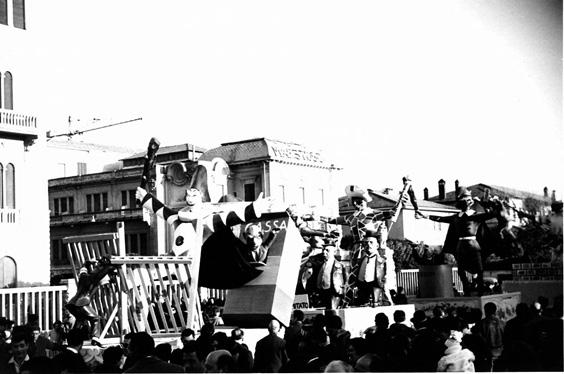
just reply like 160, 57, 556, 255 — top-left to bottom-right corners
389, 209, 454, 246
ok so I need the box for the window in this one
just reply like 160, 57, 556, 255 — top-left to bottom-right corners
3, 72, 13, 110
126, 232, 148, 255
244, 183, 255, 201
12, 0, 25, 29
5, 163, 14, 208
77, 162, 87, 176
0, 0, 7, 25
299, 187, 306, 204
318, 188, 325, 206
51, 239, 69, 265
86, 192, 108, 212
121, 190, 138, 208
53, 197, 74, 215
278, 185, 286, 203
0, 163, 3, 208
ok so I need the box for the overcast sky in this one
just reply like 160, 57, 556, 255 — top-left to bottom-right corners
27, 0, 562, 198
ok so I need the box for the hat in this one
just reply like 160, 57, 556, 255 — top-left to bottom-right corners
456, 187, 472, 200
411, 310, 427, 324
345, 185, 372, 202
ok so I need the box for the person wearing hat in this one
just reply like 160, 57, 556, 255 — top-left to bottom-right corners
426, 187, 499, 296
322, 185, 407, 306
356, 228, 391, 306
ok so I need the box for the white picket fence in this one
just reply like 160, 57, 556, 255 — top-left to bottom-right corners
0, 285, 67, 331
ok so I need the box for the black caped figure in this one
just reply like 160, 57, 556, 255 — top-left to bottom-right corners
427, 187, 499, 296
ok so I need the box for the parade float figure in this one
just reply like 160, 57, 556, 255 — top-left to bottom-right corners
136, 163, 273, 289
66, 256, 116, 343
242, 224, 280, 265
322, 185, 410, 306
356, 229, 389, 306
426, 187, 499, 296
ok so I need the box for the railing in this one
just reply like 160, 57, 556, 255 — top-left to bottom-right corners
0, 285, 67, 331
200, 268, 465, 304
397, 267, 463, 296
0, 208, 19, 224
0, 109, 37, 137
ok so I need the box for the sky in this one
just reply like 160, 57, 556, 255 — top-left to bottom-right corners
26, 0, 562, 199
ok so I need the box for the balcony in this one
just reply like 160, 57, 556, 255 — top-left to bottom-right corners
0, 208, 19, 224
0, 109, 38, 143
50, 208, 143, 226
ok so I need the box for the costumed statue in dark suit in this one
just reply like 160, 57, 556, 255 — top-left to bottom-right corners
311, 243, 348, 309
356, 228, 390, 306
136, 162, 274, 289
426, 187, 499, 296
65, 256, 116, 343
243, 224, 280, 265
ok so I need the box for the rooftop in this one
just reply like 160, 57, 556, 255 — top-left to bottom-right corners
199, 137, 339, 169
47, 139, 141, 154
121, 143, 207, 161
429, 183, 552, 203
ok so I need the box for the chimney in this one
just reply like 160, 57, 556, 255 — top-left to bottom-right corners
423, 187, 429, 200
438, 179, 445, 200
544, 187, 549, 198
552, 190, 556, 202
455, 180, 460, 197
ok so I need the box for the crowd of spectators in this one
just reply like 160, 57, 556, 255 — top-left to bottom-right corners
0, 295, 561, 373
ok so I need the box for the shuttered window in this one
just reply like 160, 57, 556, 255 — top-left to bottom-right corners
12, 0, 25, 29
6, 163, 15, 208
0, 163, 3, 208
3, 72, 13, 110
0, 0, 7, 25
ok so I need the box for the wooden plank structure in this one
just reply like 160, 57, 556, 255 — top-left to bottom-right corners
63, 230, 202, 341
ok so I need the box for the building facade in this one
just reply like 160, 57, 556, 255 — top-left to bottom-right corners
48, 143, 206, 281
1, 0, 51, 287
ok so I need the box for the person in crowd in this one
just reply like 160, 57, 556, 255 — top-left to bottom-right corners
283, 310, 306, 360
324, 359, 354, 372
154, 342, 172, 362
170, 327, 196, 365
229, 328, 253, 372
0, 326, 32, 374
393, 287, 408, 305
181, 340, 205, 373
388, 310, 415, 340
429, 306, 450, 336
410, 310, 429, 331
196, 323, 216, 362
475, 302, 505, 370
210, 307, 224, 326
503, 302, 532, 345
253, 319, 288, 373
204, 349, 234, 373
19, 356, 58, 374
436, 330, 475, 372
29, 324, 63, 359
121, 331, 135, 371
51, 328, 89, 374
124, 332, 183, 373
364, 312, 391, 356
94, 345, 124, 373
344, 337, 367, 367
325, 315, 350, 361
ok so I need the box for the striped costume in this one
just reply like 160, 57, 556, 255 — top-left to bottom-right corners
140, 192, 265, 256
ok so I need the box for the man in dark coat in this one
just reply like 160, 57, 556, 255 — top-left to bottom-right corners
52, 329, 89, 374
253, 319, 288, 372
124, 332, 184, 373
427, 187, 498, 295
